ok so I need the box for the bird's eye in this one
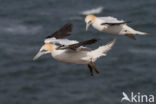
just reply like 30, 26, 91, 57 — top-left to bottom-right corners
88, 20, 92, 24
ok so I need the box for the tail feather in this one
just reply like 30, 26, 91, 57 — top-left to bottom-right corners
90, 39, 116, 59
102, 39, 116, 54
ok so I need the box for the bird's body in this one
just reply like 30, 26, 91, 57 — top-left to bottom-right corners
43, 40, 115, 65
85, 15, 149, 40
92, 17, 127, 35
33, 23, 116, 76
50, 48, 90, 65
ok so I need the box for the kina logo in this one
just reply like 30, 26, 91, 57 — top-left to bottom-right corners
121, 92, 154, 103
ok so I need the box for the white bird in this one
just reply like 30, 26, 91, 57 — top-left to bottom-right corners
33, 23, 116, 76
85, 14, 149, 40
121, 92, 131, 102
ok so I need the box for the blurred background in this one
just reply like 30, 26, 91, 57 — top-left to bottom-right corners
0, 0, 156, 104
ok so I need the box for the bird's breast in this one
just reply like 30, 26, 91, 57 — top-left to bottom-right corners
92, 22, 106, 31
51, 50, 90, 65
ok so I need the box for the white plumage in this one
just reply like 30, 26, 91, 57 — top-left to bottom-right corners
44, 37, 79, 46
85, 15, 149, 40
34, 39, 116, 65
33, 23, 116, 76
99, 16, 124, 23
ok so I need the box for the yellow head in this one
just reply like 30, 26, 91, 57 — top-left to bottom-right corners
33, 43, 55, 60
85, 14, 96, 31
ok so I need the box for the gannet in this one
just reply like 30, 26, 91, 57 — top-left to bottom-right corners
33, 23, 116, 76
85, 14, 149, 40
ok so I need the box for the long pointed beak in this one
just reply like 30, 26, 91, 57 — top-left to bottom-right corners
86, 23, 91, 31
33, 51, 45, 61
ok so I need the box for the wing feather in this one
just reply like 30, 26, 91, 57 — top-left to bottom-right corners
44, 38, 79, 46
101, 21, 131, 26
99, 16, 125, 24
46, 23, 72, 39
57, 38, 98, 50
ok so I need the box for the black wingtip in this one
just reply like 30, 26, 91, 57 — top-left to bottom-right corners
63, 23, 72, 32
46, 23, 73, 39
91, 38, 98, 42
84, 38, 98, 45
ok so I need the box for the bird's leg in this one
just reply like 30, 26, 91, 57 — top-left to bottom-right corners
90, 62, 99, 74
88, 64, 94, 76
126, 34, 136, 40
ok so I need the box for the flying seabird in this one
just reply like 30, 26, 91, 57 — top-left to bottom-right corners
85, 14, 149, 40
33, 23, 116, 76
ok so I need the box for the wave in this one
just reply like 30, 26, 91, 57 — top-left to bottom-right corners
129, 48, 156, 56
68, 16, 83, 21
80, 6, 104, 15
3, 24, 42, 35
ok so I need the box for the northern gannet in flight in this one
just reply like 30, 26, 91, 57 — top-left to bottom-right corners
33, 23, 116, 76
85, 14, 149, 40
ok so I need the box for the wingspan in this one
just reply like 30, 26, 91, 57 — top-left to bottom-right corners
57, 38, 98, 50
46, 23, 72, 39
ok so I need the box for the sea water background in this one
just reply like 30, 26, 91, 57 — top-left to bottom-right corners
0, 0, 156, 104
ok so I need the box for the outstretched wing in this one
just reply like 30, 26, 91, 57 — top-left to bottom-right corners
99, 16, 130, 25
44, 23, 75, 46
46, 23, 72, 39
57, 38, 98, 50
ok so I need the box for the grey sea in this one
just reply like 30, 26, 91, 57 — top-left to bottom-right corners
0, 0, 156, 104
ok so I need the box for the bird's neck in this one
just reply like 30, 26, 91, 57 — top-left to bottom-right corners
92, 18, 104, 31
